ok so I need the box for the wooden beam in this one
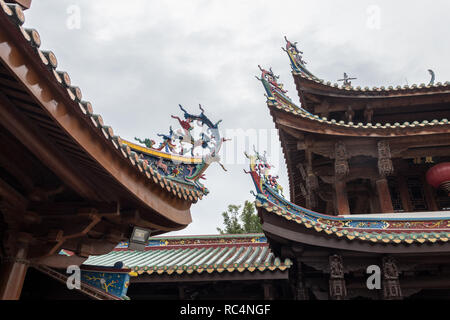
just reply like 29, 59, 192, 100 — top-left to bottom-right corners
0, 92, 95, 200
131, 270, 289, 283
0, 246, 28, 300
28, 201, 120, 218
4, 1, 32, 9
0, 176, 27, 208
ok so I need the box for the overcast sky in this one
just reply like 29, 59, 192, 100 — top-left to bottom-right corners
24, 0, 450, 236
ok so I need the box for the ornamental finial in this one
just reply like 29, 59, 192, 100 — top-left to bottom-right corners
257, 65, 287, 97
283, 36, 307, 66
245, 149, 284, 197
428, 69, 435, 85
338, 72, 357, 87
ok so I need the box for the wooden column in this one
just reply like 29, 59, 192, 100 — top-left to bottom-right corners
422, 176, 439, 211
329, 254, 347, 300
377, 141, 394, 213
178, 285, 186, 300
382, 256, 402, 300
335, 181, 350, 215
334, 141, 350, 215
376, 179, 394, 213
0, 246, 29, 300
294, 260, 308, 300
263, 282, 274, 300
397, 176, 413, 212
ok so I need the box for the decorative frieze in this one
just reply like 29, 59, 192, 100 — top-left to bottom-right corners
334, 141, 349, 178
345, 106, 355, 123
382, 256, 402, 300
329, 254, 347, 300
364, 105, 374, 123
377, 140, 394, 177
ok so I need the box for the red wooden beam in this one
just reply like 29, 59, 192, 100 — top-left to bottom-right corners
4, 1, 31, 10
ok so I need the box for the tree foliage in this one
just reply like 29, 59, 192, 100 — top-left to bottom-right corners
217, 201, 262, 234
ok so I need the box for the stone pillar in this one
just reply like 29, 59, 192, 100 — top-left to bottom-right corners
382, 256, 402, 300
377, 141, 394, 213
0, 246, 29, 300
329, 254, 347, 300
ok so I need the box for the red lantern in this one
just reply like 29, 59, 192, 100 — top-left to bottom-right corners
426, 162, 450, 195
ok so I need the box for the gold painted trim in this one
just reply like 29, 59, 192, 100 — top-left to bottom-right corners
122, 140, 203, 164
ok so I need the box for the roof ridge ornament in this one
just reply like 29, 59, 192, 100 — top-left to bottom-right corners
133, 105, 229, 193
337, 72, 357, 88
244, 149, 284, 197
282, 36, 317, 79
256, 65, 313, 116
256, 65, 288, 98
428, 69, 435, 85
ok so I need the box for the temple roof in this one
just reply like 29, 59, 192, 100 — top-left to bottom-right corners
282, 36, 450, 98
292, 69, 450, 97
83, 234, 292, 276
258, 40, 450, 207
245, 152, 450, 251
251, 37, 450, 138
0, 0, 222, 237
257, 65, 450, 136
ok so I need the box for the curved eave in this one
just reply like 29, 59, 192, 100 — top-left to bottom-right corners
123, 139, 207, 201
0, 2, 194, 230
254, 187, 450, 253
293, 71, 450, 99
269, 102, 450, 138
130, 263, 291, 276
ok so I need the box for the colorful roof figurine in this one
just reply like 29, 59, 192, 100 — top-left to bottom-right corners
245, 151, 450, 252
256, 64, 311, 115
124, 104, 228, 200
83, 234, 292, 276
282, 36, 317, 79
